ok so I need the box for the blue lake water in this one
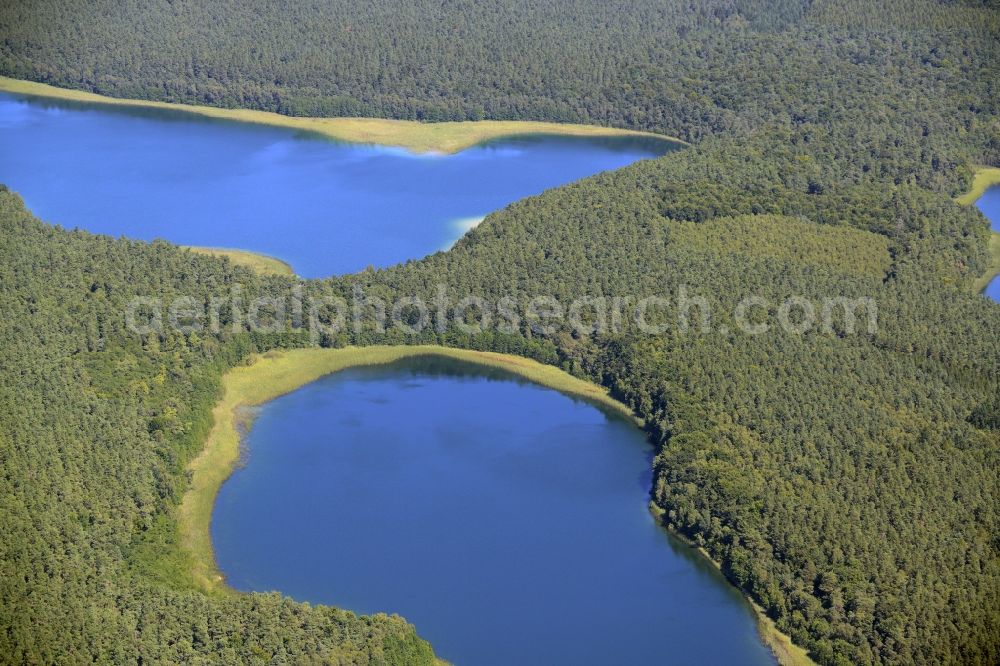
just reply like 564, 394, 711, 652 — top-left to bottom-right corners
213, 356, 776, 666
978, 186, 1000, 302
0, 92, 676, 278
1, 89, 775, 663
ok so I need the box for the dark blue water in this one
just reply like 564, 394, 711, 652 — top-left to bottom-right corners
978, 186, 1000, 302
0, 93, 676, 278
213, 356, 775, 666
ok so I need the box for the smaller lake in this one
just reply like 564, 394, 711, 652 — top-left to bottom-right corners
212, 356, 775, 666
978, 186, 1000, 303
0, 93, 677, 278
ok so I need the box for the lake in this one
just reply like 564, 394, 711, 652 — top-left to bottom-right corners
978, 185, 1000, 303
1, 89, 775, 663
0, 92, 676, 278
212, 356, 776, 666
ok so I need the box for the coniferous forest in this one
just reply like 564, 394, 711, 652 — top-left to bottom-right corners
1, 1, 999, 664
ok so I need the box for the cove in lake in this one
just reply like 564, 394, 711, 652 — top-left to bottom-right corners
0, 92, 677, 278
212, 356, 776, 666
977, 185, 1000, 303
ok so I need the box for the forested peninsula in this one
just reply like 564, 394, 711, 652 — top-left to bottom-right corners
1, 1, 999, 664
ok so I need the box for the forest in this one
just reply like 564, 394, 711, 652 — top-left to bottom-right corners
1, 1, 999, 665
2, 0, 999, 195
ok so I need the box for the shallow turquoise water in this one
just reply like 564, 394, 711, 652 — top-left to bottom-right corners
0, 92, 676, 277
213, 357, 776, 666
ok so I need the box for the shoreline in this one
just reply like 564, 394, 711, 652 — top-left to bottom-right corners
183, 246, 295, 277
954, 167, 1000, 294
972, 232, 1000, 295
647, 503, 816, 666
0, 76, 688, 154
177, 344, 810, 666
955, 166, 1000, 206
177, 345, 638, 594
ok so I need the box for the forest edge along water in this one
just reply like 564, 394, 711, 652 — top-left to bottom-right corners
7, 72, 995, 664
0, 85, 680, 278
0, 76, 688, 154
7, 73, 990, 294
182, 246, 296, 277
213, 355, 776, 665
956, 167, 1000, 300
178, 346, 813, 666
190, 175, 999, 291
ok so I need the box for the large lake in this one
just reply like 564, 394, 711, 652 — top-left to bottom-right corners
978, 186, 1000, 303
0, 92, 676, 278
1, 89, 773, 663
213, 356, 776, 666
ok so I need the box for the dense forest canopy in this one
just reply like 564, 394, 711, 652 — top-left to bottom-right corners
2, 1, 999, 182
1, 1, 999, 665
